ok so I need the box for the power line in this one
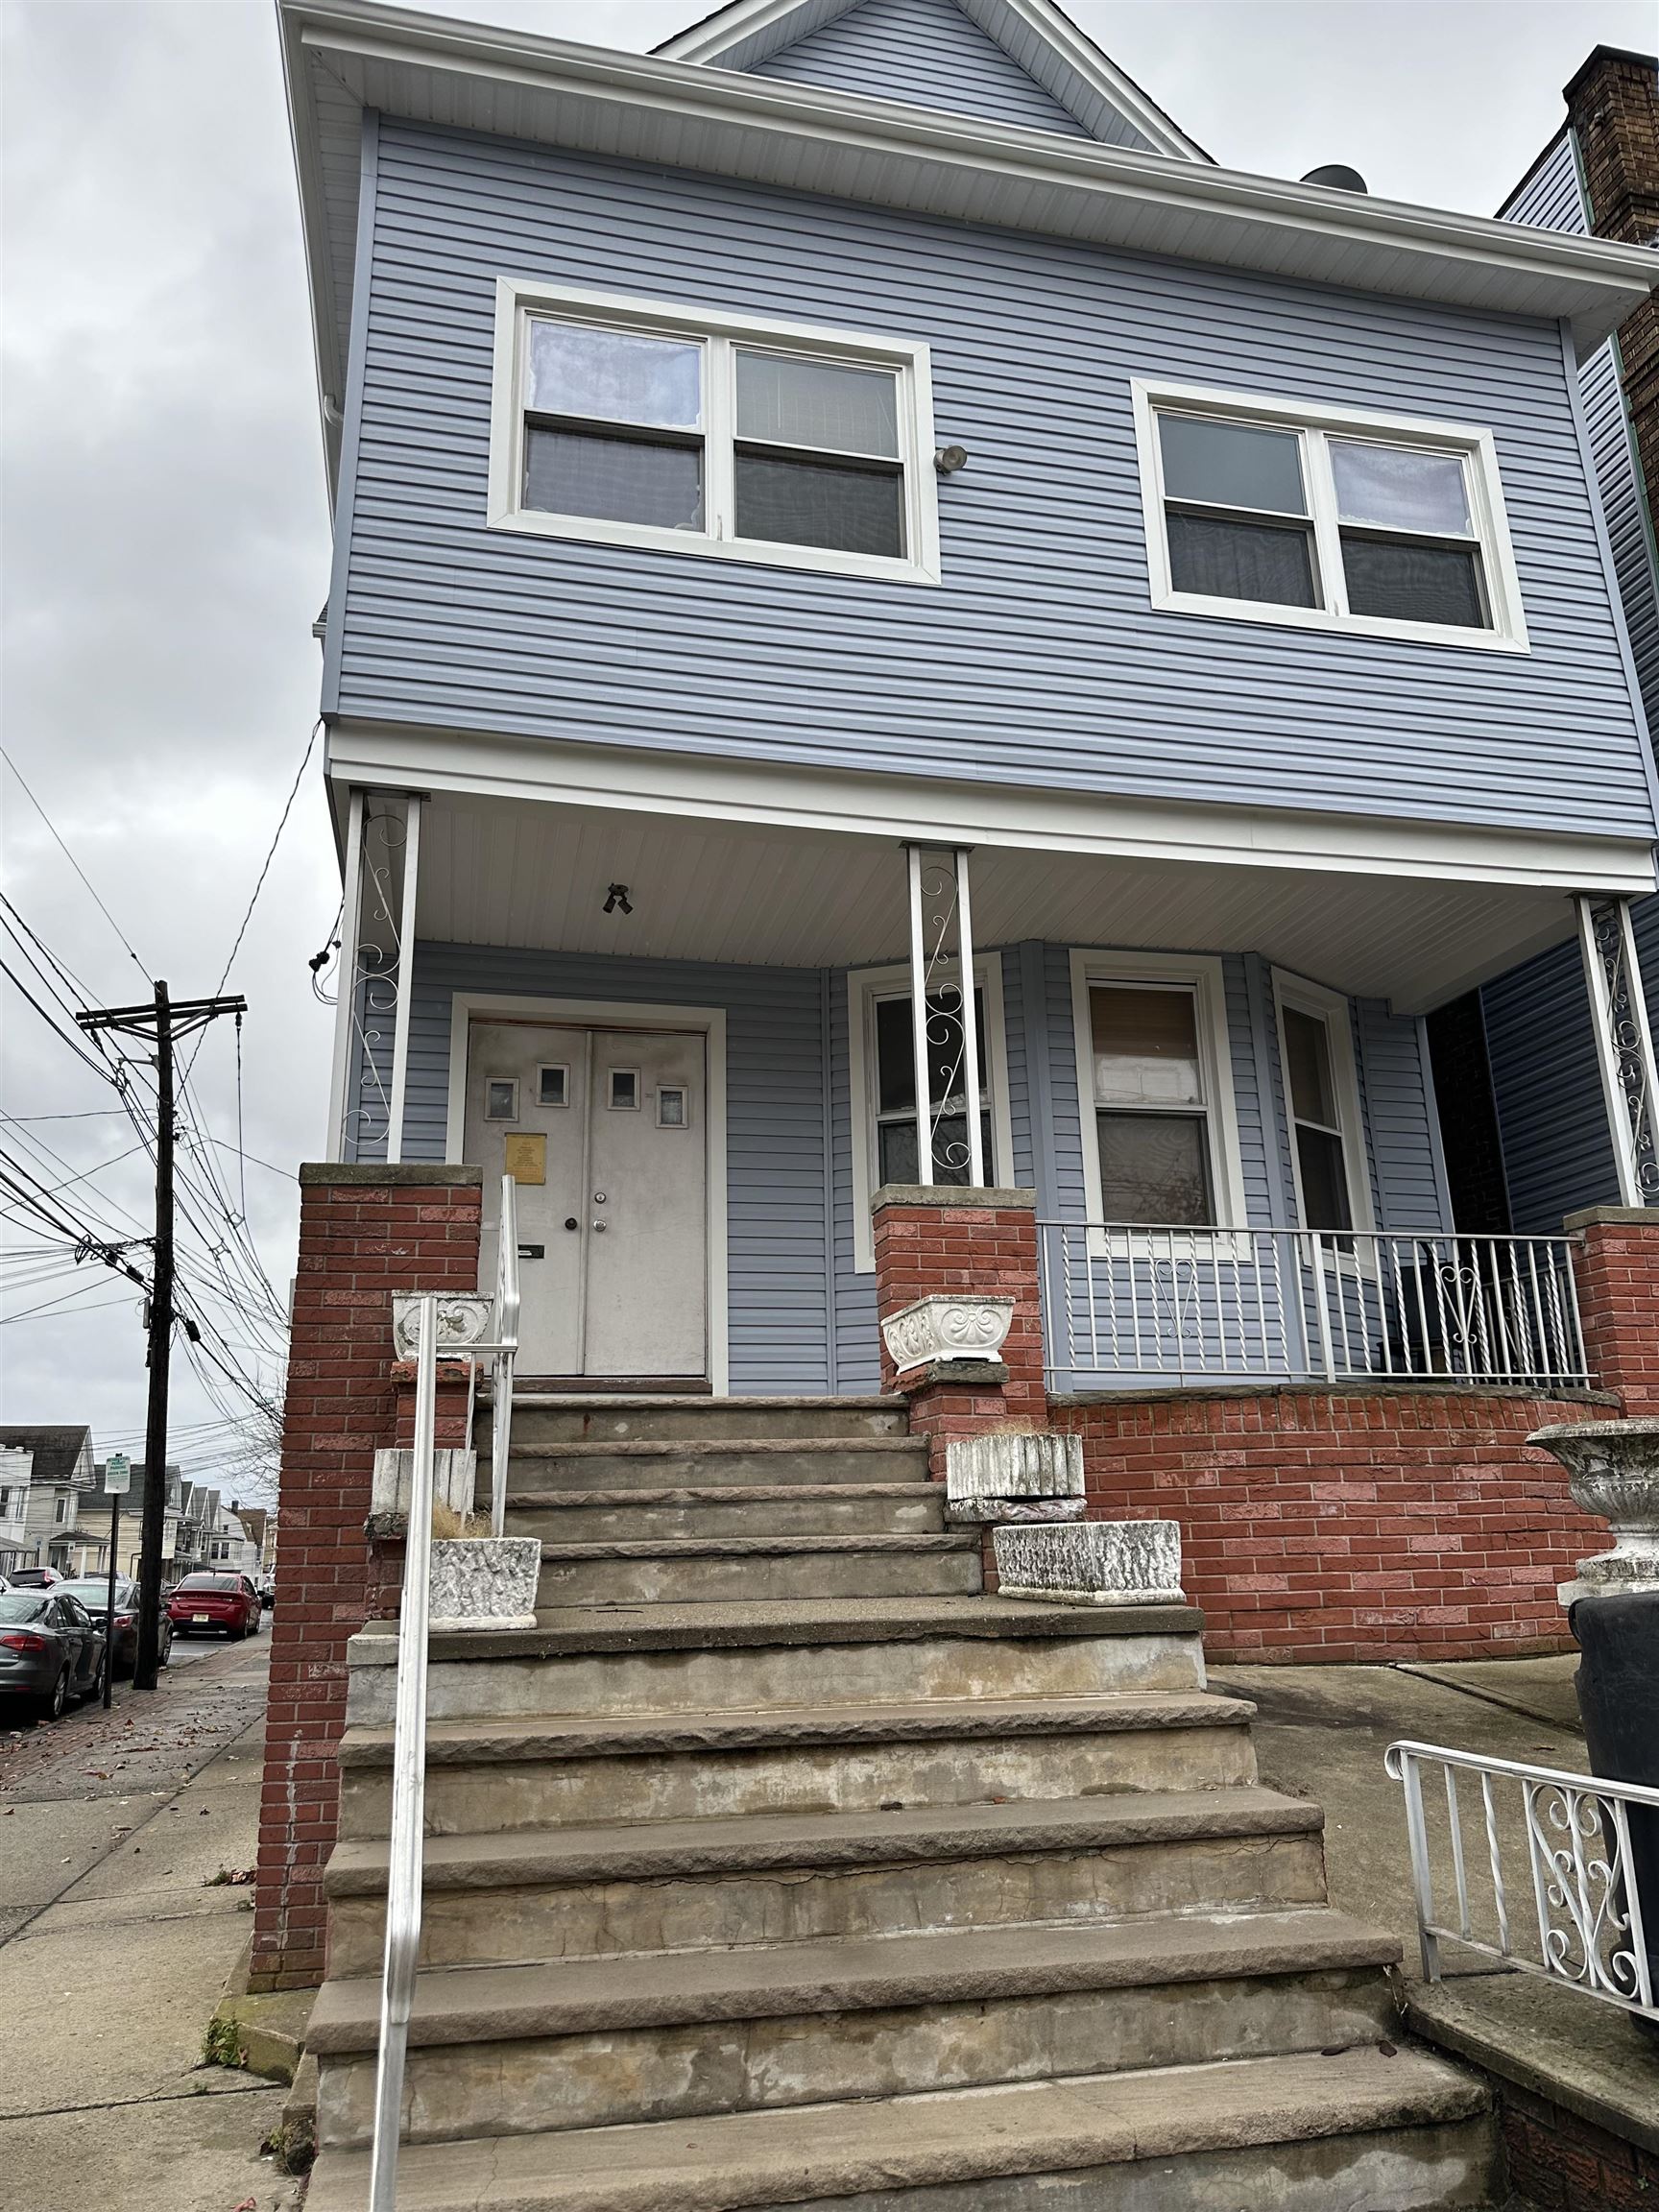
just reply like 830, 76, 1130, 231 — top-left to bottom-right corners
0, 751, 149, 977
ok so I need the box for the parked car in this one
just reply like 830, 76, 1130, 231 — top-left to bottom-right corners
9, 1566, 64, 1589
166, 1573, 262, 1640
54, 1577, 172, 1676
0, 1589, 108, 1719
258, 1575, 276, 1608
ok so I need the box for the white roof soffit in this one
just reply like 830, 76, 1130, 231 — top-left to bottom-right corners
653, 0, 1211, 162
278, 0, 1659, 431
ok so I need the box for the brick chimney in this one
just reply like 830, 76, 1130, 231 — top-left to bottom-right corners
1565, 48, 1659, 519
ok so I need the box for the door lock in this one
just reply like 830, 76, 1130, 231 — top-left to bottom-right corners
564, 1218, 579, 1233
592, 1219, 608, 1233
593, 1190, 608, 1204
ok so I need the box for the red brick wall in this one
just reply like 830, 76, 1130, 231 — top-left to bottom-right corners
251, 1166, 482, 1992
872, 1189, 1046, 1479
1052, 1384, 1609, 1664
1497, 2076, 1659, 2211
1568, 1209, 1659, 1416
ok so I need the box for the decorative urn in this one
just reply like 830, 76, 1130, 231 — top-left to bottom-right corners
1528, 1418, 1659, 1607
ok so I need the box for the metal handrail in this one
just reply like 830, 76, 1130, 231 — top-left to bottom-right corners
1386, 1738, 1659, 2020
368, 1174, 522, 2208
1038, 1222, 1589, 1391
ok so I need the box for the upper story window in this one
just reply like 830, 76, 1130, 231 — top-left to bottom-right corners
1131, 381, 1527, 653
489, 280, 941, 586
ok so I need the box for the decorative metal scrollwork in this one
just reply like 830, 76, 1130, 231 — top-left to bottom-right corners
1582, 897, 1659, 1204
917, 859, 972, 1174
348, 807, 407, 1159
1525, 1779, 1647, 2004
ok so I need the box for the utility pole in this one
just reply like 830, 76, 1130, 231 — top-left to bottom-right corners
77, 982, 247, 1690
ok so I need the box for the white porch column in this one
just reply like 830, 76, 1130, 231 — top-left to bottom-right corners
955, 846, 984, 1187
384, 793, 421, 1165
905, 843, 934, 1186
325, 786, 366, 1163
1576, 893, 1659, 1207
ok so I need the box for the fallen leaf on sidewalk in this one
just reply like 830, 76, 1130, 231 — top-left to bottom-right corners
230, 2197, 257, 2209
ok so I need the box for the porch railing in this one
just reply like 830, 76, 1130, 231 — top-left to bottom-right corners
369, 1177, 521, 2212
1039, 1224, 1589, 1391
1386, 1740, 1659, 2021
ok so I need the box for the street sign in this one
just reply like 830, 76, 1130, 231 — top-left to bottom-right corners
105, 1453, 132, 1496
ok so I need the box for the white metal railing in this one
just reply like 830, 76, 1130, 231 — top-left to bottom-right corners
1387, 1740, 1659, 2021
1039, 1224, 1589, 1391
369, 1176, 521, 2212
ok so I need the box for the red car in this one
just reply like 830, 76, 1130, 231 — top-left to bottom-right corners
166, 1572, 263, 1640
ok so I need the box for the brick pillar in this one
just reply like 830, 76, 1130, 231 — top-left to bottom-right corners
872, 1184, 1046, 1479
1568, 1206, 1659, 1416
251, 1164, 482, 1992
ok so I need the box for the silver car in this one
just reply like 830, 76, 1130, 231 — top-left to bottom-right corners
0, 1589, 108, 1719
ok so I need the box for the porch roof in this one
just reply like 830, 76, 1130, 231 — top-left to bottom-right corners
367, 778, 1651, 1015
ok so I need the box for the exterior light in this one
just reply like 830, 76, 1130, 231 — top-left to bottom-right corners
934, 445, 969, 474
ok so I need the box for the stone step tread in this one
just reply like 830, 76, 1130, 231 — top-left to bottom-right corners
303, 2046, 1489, 2212
509, 1438, 928, 1460
305, 1908, 1395, 2054
537, 1533, 980, 1561
337, 1690, 1257, 1769
511, 1484, 938, 1506
325, 1786, 1323, 1896
349, 1596, 1202, 1666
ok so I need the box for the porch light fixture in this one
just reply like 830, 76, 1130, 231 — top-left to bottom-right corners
603, 883, 633, 915
934, 445, 968, 474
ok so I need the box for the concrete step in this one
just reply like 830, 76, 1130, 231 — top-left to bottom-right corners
307, 1910, 1403, 2146
304, 2045, 1499, 2212
344, 1599, 1207, 1724
536, 1532, 983, 1607
496, 1394, 909, 1443
324, 1786, 1327, 1975
493, 1437, 931, 1495
337, 1690, 1260, 1838
506, 1483, 947, 1542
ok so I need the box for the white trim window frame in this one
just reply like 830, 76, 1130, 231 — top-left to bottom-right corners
1131, 379, 1529, 654
1271, 970, 1375, 1242
847, 957, 1016, 1271
488, 278, 942, 587
1068, 950, 1248, 1251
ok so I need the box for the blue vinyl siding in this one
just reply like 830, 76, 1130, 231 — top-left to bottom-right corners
333, 119, 1654, 839
748, 0, 1095, 138
1354, 1000, 1452, 1231
1502, 131, 1587, 234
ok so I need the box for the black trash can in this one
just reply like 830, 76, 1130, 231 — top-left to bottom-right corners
1571, 1590, 1659, 2022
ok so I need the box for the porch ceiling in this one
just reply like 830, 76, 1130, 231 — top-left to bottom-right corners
410, 791, 1601, 1014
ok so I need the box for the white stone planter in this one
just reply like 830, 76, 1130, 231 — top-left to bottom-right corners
946, 1432, 1084, 1523
994, 1520, 1184, 1607
428, 1536, 541, 1632
372, 1448, 475, 1521
1530, 1418, 1659, 1606
881, 1293, 1014, 1375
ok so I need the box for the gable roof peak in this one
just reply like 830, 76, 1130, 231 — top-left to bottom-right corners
657, 0, 1209, 161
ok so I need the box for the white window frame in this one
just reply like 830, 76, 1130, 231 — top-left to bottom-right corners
1069, 950, 1248, 1249
488, 278, 942, 587
847, 957, 1015, 1272
1130, 378, 1528, 654
1271, 970, 1375, 1240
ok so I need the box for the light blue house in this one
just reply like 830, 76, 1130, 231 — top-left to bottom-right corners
282, 0, 1659, 1397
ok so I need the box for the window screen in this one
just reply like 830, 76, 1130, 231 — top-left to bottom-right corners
1158, 415, 1317, 611
1332, 441, 1486, 630
734, 350, 904, 558
523, 321, 704, 531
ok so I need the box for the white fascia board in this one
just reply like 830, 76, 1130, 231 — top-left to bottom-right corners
656, 0, 1209, 162
279, 0, 1659, 450
323, 718, 1659, 899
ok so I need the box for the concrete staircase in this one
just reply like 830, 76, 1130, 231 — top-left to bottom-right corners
302, 1393, 1500, 2210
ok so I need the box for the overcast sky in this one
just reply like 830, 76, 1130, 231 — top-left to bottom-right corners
3, 0, 1652, 1494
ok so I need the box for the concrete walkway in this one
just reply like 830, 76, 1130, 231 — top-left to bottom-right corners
0, 1632, 300, 2211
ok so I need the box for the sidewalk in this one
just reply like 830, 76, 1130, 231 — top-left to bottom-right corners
0, 1631, 300, 2212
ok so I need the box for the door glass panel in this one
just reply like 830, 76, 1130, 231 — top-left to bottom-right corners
537, 1065, 568, 1107
484, 1079, 517, 1120
1331, 441, 1469, 535
1166, 513, 1317, 607
736, 351, 900, 457
609, 1070, 640, 1110
1091, 987, 1203, 1107
525, 427, 703, 530
527, 322, 703, 428
658, 1086, 687, 1127
1097, 1113, 1214, 1224
1159, 415, 1307, 515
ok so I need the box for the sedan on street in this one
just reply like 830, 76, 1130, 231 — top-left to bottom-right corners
54, 1578, 172, 1676
0, 1590, 108, 1719
166, 1573, 263, 1640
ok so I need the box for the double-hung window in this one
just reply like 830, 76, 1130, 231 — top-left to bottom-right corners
1273, 974, 1370, 1238
1133, 381, 1527, 650
490, 281, 940, 584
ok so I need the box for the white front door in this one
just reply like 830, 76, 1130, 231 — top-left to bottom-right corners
465, 1021, 709, 1379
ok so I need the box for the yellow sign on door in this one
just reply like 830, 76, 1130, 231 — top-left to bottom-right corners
503, 1132, 546, 1186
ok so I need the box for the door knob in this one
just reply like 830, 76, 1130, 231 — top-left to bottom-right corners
564, 1218, 579, 1232
592, 1220, 608, 1233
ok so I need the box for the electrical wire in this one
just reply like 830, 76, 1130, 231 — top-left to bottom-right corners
0, 751, 150, 977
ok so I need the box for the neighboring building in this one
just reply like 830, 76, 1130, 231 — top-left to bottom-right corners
84, 1462, 184, 1579
0, 1427, 98, 1575
205, 1501, 265, 1575
175, 1482, 218, 1575
1456, 47, 1659, 1230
